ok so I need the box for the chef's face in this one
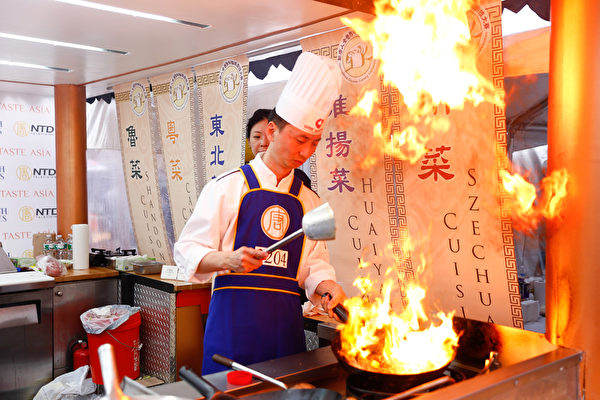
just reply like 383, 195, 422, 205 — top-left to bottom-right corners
267, 122, 321, 170
249, 118, 269, 156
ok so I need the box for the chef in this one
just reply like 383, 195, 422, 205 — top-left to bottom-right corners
174, 52, 346, 374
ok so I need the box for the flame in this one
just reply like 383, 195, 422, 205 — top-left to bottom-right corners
500, 167, 570, 231
499, 170, 537, 220
351, 89, 379, 118
540, 168, 569, 219
339, 265, 459, 375
341, 0, 498, 164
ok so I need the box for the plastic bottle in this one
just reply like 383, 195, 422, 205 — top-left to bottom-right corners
43, 234, 55, 257
55, 234, 66, 260
66, 233, 73, 260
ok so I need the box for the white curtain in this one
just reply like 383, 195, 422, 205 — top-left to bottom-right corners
86, 99, 137, 252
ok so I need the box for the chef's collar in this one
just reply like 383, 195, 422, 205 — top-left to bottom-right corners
250, 153, 295, 189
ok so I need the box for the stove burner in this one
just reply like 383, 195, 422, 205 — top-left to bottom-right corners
346, 366, 465, 400
89, 248, 137, 266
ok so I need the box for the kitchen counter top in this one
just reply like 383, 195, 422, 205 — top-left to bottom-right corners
54, 266, 119, 282
120, 270, 210, 293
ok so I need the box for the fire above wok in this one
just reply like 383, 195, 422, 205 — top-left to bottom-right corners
335, 281, 459, 376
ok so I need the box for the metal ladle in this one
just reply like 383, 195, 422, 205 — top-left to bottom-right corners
265, 202, 335, 253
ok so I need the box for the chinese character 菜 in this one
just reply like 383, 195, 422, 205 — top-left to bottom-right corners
417, 145, 455, 181
130, 160, 143, 179
170, 159, 183, 181
328, 168, 355, 193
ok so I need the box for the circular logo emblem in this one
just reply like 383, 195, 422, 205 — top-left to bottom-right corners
129, 82, 148, 117
261, 205, 290, 240
338, 31, 378, 84
22, 249, 33, 258
219, 60, 244, 104
169, 72, 190, 111
467, 6, 492, 54
18, 206, 34, 222
13, 121, 28, 137
16, 165, 32, 181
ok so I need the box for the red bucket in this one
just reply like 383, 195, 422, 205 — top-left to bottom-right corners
87, 311, 141, 385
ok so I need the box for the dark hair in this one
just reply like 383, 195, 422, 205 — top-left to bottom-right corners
246, 109, 272, 139
267, 108, 289, 132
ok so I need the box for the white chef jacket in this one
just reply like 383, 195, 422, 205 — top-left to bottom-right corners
173, 153, 336, 304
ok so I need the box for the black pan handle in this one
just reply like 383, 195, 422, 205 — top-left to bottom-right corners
179, 366, 220, 399
212, 353, 234, 368
322, 292, 348, 323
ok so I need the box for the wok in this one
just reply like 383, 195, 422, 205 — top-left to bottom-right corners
178, 365, 343, 400
330, 333, 452, 394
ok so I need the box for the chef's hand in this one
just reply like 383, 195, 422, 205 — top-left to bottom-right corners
223, 246, 268, 273
316, 280, 346, 321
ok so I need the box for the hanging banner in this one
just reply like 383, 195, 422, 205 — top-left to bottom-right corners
195, 56, 248, 180
304, 0, 521, 328
114, 81, 173, 264
149, 69, 200, 239
0, 93, 56, 258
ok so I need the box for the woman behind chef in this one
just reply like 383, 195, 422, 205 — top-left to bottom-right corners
246, 108, 312, 188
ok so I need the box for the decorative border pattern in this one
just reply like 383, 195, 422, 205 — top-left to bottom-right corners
488, 3, 523, 328
193, 68, 207, 188
380, 77, 412, 303
241, 64, 249, 166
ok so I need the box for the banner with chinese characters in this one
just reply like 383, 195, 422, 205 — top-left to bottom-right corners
195, 56, 248, 180
114, 81, 173, 264
302, 30, 398, 300
149, 70, 200, 239
304, 0, 522, 328
0, 92, 56, 258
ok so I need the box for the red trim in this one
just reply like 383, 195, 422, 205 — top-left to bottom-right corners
176, 288, 211, 312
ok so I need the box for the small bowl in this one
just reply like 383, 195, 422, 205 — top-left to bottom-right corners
227, 370, 252, 386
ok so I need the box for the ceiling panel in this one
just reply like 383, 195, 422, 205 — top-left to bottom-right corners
0, 0, 361, 96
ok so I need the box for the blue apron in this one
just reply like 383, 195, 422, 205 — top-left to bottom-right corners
202, 164, 307, 374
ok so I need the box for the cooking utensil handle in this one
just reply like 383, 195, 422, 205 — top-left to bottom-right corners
179, 366, 218, 398
264, 228, 303, 253
212, 354, 288, 390
322, 292, 348, 323
333, 304, 348, 323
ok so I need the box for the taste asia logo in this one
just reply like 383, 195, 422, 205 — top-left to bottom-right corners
18, 206, 34, 222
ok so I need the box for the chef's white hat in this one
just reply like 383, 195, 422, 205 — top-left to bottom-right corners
275, 52, 342, 135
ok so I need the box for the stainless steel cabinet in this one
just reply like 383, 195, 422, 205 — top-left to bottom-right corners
53, 278, 118, 377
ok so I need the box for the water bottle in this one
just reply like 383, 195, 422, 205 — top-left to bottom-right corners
55, 234, 66, 260
43, 234, 55, 257
66, 233, 73, 260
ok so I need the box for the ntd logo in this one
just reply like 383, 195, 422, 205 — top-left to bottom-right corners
33, 168, 56, 177
36, 207, 57, 217
30, 124, 54, 134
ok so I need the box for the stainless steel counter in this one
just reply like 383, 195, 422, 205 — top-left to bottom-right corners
152, 346, 346, 399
